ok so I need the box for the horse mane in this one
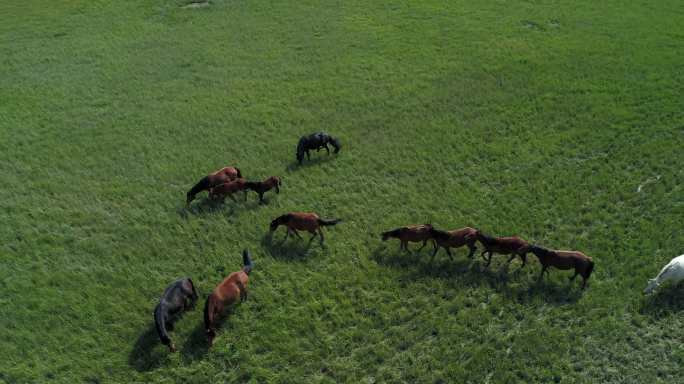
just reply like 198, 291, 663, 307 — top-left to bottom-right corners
429, 227, 450, 240
187, 278, 199, 302
234, 167, 242, 178
154, 304, 171, 346
187, 176, 210, 200
381, 228, 402, 240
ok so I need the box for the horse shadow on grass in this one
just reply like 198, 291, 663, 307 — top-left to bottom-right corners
640, 284, 684, 319
260, 232, 318, 261
372, 246, 583, 305
178, 196, 260, 219
285, 155, 336, 172
181, 306, 237, 363
128, 325, 168, 372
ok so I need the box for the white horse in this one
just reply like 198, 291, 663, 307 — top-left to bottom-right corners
644, 254, 684, 294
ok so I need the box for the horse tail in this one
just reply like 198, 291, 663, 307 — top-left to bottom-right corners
381, 228, 401, 241
318, 218, 341, 227
242, 249, 254, 275
187, 176, 211, 203
204, 293, 217, 337
154, 304, 172, 347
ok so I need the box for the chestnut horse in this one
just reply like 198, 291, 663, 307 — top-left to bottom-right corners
270, 212, 341, 245
474, 230, 530, 268
209, 178, 249, 203
245, 176, 281, 204
154, 278, 199, 352
204, 250, 253, 346
296, 132, 341, 164
381, 224, 433, 252
186, 166, 242, 205
523, 245, 594, 289
428, 226, 478, 261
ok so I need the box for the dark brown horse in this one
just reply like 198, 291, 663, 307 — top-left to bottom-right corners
154, 278, 199, 352
245, 176, 281, 204
474, 230, 530, 268
428, 226, 478, 261
523, 245, 595, 289
187, 166, 243, 205
208, 178, 249, 203
204, 250, 253, 346
381, 224, 433, 252
269, 212, 341, 245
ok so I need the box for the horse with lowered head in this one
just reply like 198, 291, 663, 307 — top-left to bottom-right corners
204, 250, 254, 346
270, 212, 341, 245
186, 166, 242, 205
428, 226, 478, 261
474, 230, 530, 268
381, 224, 433, 252
296, 132, 341, 164
154, 278, 199, 352
245, 176, 281, 204
644, 254, 684, 294
523, 244, 594, 289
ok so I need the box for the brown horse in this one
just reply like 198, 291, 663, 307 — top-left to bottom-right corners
474, 230, 530, 268
208, 178, 249, 203
269, 212, 341, 245
428, 226, 478, 261
381, 224, 433, 252
187, 166, 243, 205
204, 250, 253, 346
523, 245, 594, 289
245, 176, 281, 204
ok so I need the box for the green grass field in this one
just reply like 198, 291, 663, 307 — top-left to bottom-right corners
1, 0, 683, 382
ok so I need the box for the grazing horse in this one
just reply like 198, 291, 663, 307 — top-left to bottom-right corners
296, 132, 341, 164
245, 176, 281, 204
644, 254, 684, 294
474, 230, 529, 268
204, 250, 253, 346
381, 224, 433, 252
154, 278, 199, 352
523, 245, 594, 289
209, 178, 249, 203
428, 227, 478, 261
269, 212, 341, 245
186, 166, 243, 205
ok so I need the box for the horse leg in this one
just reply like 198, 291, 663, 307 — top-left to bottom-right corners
308, 230, 318, 243
569, 270, 579, 281
417, 239, 427, 252
228, 193, 237, 203
283, 228, 291, 241
445, 247, 454, 261
539, 266, 547, 281
467, 243, 476, 258
259, 192, 265, 205
306, 150, 311, 160
484, 252, 492, 267
293, 229, 303, 240
324, 143, 330, 154
431, 244, 439, 262
318, 228, 325, 245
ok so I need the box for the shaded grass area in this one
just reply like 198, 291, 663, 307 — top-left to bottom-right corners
1, 0, 683, 382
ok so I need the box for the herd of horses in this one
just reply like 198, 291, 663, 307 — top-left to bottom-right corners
381, 224, 595, 288
152, 131, 682, 353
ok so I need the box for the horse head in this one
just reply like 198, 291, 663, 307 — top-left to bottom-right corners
329, 136, 341, 153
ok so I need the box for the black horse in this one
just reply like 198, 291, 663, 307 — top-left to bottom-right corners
296, 132, 341, 164
154, 278, 199, 352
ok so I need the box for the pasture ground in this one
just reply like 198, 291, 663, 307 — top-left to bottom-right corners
1, 1, 683, 383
